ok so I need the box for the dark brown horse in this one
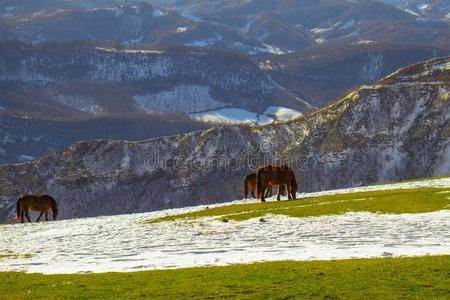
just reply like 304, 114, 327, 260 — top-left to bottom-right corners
244, 172, 287, 200
16, 195, 58, 223
256, 164, 297, 202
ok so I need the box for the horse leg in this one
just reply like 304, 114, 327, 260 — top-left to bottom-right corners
287, 185, 292, 200
277, 185, 281, 201
267, 186, 272, 197
25, 210, 31, 222
251, 191, 255, 198
36, 212, 43, 222
20, 210, 24, 223
45, 211, 48, 221
260, 185, 266, 202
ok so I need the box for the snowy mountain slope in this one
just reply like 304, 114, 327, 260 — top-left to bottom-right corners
0, 56, 448, 222
0, 177, 449, 274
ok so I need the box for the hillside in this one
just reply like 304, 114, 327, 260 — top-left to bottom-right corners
0, 56, 448, 222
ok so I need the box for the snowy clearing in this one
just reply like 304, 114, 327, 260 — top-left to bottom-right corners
1, 210, 449, 274
1, 177, 449, 274
190, 108, 272, 124
190, 106, 302, 124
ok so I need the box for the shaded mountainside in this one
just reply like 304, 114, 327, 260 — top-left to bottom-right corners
0, 42, 307, 164
0, 113, 209, 164
0, 56, 449, 222
266, 43, 449, 106
0, 42, 305, 116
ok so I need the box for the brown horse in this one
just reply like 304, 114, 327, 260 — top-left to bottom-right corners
16, 195, 58, 223
256, 164, 297, 202
244, 172, 287, 200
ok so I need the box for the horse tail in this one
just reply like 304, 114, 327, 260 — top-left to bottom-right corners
256, 168, 263, 199
244, 178, 249, 199
16, 198, 21, 220
51, 198, 58, 220
290, 171, 297, 199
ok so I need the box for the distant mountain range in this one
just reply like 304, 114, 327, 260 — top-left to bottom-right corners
0, 1, 448, 174
0, 40, 446, 164
0, 1, 448, 53
0, 56, 448, 222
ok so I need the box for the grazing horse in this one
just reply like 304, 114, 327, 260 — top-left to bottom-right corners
16, 195, 58, 223
244, 172, 287, 200
256, 164, 297, 202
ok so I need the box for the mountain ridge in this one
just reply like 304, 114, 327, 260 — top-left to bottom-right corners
0, 56, 448, 222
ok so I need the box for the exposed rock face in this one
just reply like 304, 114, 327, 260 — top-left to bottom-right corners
0, 57, 449, 222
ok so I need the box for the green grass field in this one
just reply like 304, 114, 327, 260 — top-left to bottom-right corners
147, 187, 450, 223
1, 256, 449, 299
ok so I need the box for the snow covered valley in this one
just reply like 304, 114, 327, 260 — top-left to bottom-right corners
1, 178, 449, 274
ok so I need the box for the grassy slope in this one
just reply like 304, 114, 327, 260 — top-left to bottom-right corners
148, 187, 450, 223
0, 256, 449, 299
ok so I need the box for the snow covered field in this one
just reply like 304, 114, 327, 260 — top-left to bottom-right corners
1, 178, 449, 274
190, 106, 302, 124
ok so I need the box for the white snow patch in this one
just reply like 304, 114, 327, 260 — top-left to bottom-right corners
185, 35, 223, 47
264, 106, 302, 121
438, 87, 449, 101
315, 38, 326, 44
0, 105, 5, 110
404, 8, 420, 16
54, 95, 104, 115
1, 177, 449, 274
95, 47, 164, 54
303, 177, 450, 198
175, 27, 188, 33
354, 39, 377, 45
418, 4, 430, 12
191, 108, 272, 124
191, 106, 301, 124
152, 9, 166, 17
262, 44, 290, 55
311, 27, 332, 35
0, 209, 448, 274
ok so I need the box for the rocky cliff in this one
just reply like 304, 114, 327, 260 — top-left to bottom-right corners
0, 56, 448, 222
